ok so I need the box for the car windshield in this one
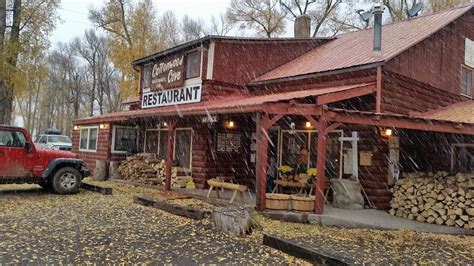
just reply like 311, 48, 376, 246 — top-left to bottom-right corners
48, 135, 72, 144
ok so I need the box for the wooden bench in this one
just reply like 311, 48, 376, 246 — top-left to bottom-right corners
206, 178, 248, 203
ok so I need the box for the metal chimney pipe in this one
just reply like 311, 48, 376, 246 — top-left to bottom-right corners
372, 3, 384, 56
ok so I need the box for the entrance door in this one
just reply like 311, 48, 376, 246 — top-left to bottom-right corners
174, 129, 193, 172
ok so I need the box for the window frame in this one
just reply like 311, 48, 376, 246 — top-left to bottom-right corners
78, 126, 99, 152
0, 130, 27, 149
460, 64, 473, 97
111, 125, 139, 154
185, 50, 201, 80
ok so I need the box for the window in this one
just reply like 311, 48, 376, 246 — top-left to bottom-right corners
185, 51, 201, 79
158, 130, 168, 160
144, 130, 159, 153
142, 64, 152, 89
0, 130, 26, 148
37, 136, 47, 144
461, 65, 473, 96
451, 144, 474, 173
174, 129, 192, 171
79, 127, 98, 152
112, 126, 138, 154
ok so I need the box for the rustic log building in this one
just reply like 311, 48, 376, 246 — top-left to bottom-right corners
72, 5, 474, 213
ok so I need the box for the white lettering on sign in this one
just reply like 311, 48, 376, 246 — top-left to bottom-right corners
142, 84, 202, 109
465, 38, 474, 68
151, 56, 184, 77
201, 116, 217, 123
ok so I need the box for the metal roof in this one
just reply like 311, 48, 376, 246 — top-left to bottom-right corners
132, 35, 333, 67
415, 100, 474, 123
74, 83, 373, 124
251, 5, 473, 85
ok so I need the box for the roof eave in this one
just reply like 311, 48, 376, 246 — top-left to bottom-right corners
248, 62, 384, 87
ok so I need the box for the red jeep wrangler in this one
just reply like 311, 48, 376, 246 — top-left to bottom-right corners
0, 125, 89, 194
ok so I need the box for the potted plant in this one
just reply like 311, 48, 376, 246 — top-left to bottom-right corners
307, 168, 317, 184
277, 165, 293, 181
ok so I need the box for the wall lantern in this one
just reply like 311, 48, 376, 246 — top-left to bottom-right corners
305, 121, 312, 128
99, 123, 109, 130
73, 125, 80, 131
380, 128, 393, 138
227, 120, 235, 128
163, 122, 168, 127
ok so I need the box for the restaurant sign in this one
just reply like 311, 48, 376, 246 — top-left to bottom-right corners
146, 54, 185, 91
142, 84, 202, 109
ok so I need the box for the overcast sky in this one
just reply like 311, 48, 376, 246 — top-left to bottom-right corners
51, 0, 231, 47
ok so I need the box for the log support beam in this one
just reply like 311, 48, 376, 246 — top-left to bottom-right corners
314, 107, 328, 214
256, 112, 282, 211
165, 121, 176, 190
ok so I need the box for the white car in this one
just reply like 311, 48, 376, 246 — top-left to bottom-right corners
35, 134, 72, 151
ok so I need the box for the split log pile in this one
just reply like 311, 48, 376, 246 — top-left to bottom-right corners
117, 153, 191, 187
389, 171, 474, 229
118, 153, 166, 185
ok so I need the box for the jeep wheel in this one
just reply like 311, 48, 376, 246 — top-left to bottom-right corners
52, 167, 82, 194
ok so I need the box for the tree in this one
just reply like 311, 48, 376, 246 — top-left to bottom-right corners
226, 0, 287, 37
89, 0, 164, 100
0, 0, 59, 124
209, 13, 234, 36
280, 0, 342, 37
180, 15, 207, 42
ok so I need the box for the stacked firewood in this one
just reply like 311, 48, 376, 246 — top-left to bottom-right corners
389, 171, 474, 229
118, 153, 166, 185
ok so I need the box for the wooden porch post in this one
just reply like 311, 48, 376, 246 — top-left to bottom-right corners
256, 112, 270, 211
315, 112, 327, 214
165, 122, 176, 191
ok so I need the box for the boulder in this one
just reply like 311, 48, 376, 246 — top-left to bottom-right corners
331, 179, 364, 210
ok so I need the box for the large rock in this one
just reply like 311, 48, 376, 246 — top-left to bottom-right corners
331, 179, 364, 210
211, 207, 254, 236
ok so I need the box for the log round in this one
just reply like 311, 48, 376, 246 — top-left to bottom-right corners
211, 207, 254, 236
93, 160, 108, 181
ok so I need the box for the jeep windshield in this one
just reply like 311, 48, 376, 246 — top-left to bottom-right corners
48, 136, 72, 144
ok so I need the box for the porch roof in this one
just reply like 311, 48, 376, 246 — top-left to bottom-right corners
325, 107, 474, 135
412, 101, 474, 124
73, 83, 375, 124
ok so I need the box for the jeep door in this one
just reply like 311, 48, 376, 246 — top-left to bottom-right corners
0, 129, 32, 178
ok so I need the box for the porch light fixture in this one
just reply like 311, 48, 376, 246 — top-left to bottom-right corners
305, 121, 312, 128
163, 122, 168, 127
227, 120, 235, 128
73, 125, 80, 131
380, 128, 392, 138
99, 123, 109, 130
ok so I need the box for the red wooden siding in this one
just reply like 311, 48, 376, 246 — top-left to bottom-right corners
72, 126, 111, 175
382, 71, 465, 115
385, 12, 474, 96
212, 40, 326, 86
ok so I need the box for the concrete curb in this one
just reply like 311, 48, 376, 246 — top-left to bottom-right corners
81, 182, 113, 195
262, 234, 348, 265
134, 195, 211, 220
263, 210, 474, 236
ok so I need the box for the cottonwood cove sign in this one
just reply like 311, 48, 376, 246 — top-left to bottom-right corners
142, 84, 202, 108
146, 54, 185, 91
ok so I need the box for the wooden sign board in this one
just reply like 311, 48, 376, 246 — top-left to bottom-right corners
144, 54, 185, 91
359, 151, 373, 166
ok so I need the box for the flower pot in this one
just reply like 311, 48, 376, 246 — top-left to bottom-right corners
265, 193, 290, 210
290, 195, 315, 212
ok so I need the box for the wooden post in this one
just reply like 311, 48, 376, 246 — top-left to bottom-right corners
315, 113, 327, 214
375, 65, 382, 114
165, 122, 175, 191
256, 112, 270, 211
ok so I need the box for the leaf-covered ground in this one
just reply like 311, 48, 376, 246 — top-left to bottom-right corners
0, 184, 295, 264
254, 213, 474, 264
